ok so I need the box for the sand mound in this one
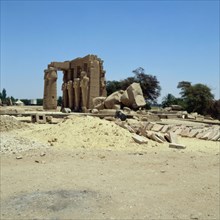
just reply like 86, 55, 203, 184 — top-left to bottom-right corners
31, 115, 150, 150
0, 115, 28, 132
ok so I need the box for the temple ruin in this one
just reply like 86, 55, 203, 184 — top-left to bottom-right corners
43, 54, 107, 111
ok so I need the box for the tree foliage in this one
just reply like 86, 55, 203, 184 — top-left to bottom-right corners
106, 67, 161, 102
106, 80, 122, 96
207, 100, 220, 120
161, 93, 178, 108
57, 96, 62, 106
177, 81, 214, 115
0, 88, 7, 101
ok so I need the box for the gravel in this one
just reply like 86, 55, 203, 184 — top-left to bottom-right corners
0, 132, 49, 154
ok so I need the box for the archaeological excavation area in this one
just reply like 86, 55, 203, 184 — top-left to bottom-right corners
0, 54, 219, 219
1, 103, 219, 219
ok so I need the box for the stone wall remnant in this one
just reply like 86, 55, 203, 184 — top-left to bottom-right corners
43, 54, 107, 111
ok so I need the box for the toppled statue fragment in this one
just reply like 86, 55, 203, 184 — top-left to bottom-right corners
93, 82, 146, 111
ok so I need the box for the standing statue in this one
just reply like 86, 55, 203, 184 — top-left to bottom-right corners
73, 78, 80, 111
80, 71, 89, 111
61, 82, 68, 108
100, 71, 107, 97
67, 80, 74, 109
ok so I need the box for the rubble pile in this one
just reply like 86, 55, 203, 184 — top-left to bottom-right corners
93, 83, 146, 110
30, 115, 147, 150
0, 115, 28, 132
115, 119, 220, 142
0, 132, 49, 154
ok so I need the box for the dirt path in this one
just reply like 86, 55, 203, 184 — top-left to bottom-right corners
1, 145, 219, 220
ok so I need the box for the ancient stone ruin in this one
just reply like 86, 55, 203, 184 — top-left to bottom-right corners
93, 82, 146, 110
43, 54, 107, 112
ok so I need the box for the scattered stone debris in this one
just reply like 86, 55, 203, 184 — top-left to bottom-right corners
169, 143, 186, 149
93, 82, 146, 111
31, 114, 47, 124
132, 134, 148, 144
16, 155, 23, 159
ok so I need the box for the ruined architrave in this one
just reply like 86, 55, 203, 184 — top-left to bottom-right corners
43, 54, 107, 111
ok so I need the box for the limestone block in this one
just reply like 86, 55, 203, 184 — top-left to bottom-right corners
95, 102, 105, 110
62, 108, 71, 113
132, 134, 148, 144
31, 114, 46, 124
123, 107, 131, 114
91, 109, 99, 114
151, 124, 164, 132
123, 124, 136, 133
126, 118, 140, 126
186, 114, 196, 119
104, 90, 123, 109
195, 129, 206, 139
145, 114, 160, 122
93, 97, 106, 108
155, 133, 166, 142
113, 104, 121, 110
169, 126, 180, 133
188, 129, 200, 138
169, 143, 186, 149
104, 116, 115, 121
166, 132, 179, 144
161, 125, 170, 133
180, 127, 191, 137
174, 127, 184, 135
121, 90, 131, 106
200, 129, 212, 140
211, 132, 220, 141
146, 122, 154, 130
207, 129, 219, 140
126, 83, 146, 108
151, 133, 164, 143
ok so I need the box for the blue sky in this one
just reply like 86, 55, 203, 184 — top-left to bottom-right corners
1, 0, 219, 103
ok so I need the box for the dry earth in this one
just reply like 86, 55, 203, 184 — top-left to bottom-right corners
0, 112, 219, 220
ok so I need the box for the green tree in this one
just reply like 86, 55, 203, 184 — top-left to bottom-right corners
129, 67, 161, 101
106, 67, 161, 103
161, 93, 178, 108
177, 82, 214, 115
57, 96, 62, 106
1, 88, 7, 100
37, 99, 43, 105
106, 80, 122, 96
208, 99, 220, 120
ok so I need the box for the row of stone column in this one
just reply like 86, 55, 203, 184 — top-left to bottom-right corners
62, 71, 89, 111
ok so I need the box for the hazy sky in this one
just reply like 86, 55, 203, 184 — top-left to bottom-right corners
1, 0, 219, 102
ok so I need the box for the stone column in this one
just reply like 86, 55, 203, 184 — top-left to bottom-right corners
43, 70, 49, 109
80, 71, 89, 111
62, 82, 68, 108
89, 60, 100, 108
73, 78, 80, 111
67, 80, 74, 110
43, 67, 57, 110
67, 69, 72, 81
100, 70, 107, 97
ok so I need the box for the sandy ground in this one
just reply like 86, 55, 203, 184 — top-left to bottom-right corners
0, 113, 219, 220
